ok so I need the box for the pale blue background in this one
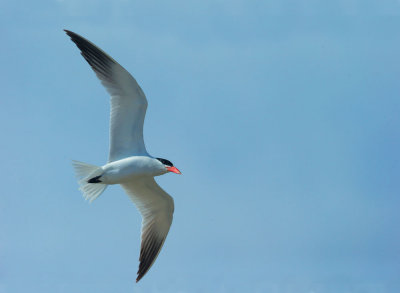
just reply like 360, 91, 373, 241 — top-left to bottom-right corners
1, 1, 400, 292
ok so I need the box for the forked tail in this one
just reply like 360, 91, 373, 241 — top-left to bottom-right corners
72, 160, 107, 202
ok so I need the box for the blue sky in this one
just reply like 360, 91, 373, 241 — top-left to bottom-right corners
1, 0, 400, 292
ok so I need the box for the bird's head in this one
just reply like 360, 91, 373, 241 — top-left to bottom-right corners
156, 158, 181, 175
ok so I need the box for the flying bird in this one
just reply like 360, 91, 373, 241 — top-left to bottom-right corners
65, 30, 181, 282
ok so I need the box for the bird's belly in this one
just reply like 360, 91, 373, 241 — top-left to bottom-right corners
102, 168, 138, 184
100, 157, 160, 184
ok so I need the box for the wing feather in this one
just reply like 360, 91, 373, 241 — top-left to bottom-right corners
121, 177, 174, 282
65, 30, 149, 161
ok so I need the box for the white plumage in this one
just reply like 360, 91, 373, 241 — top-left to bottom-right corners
65, 30, 181, 282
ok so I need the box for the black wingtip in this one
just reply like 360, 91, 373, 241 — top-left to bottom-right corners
64, 29, 82, 43
136, 272, 144, 283
64, 29, 84, 42
63, 29, 73, 36
88, 175, 102, 183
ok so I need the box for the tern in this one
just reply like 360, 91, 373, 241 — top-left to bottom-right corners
65, 30, 181, 282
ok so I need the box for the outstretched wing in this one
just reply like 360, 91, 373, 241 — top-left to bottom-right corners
121, 177, 174, 282
65, 30, 149, 162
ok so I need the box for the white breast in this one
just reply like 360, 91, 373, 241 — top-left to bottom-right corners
101, 156, 167, 184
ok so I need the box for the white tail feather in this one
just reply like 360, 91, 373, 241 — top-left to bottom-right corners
72, 160, 107, 202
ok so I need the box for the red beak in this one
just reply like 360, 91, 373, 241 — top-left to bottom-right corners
166, 166, 182, 174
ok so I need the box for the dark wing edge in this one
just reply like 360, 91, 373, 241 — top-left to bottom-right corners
121, 178, 174, 283
64, 29, 117, 84
136, 226, 168, 282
